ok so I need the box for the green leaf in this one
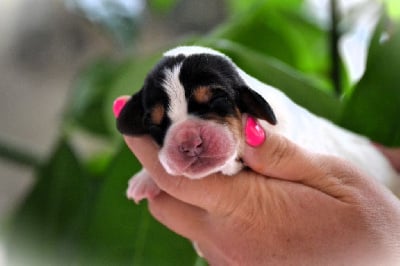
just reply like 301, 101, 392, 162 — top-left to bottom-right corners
339, 20, 400, 145
226, 0, 303, 15
148, 0, 179, 13
210, 1, 331, 90
84, 150, 114, 177
65, 58, 121, 138
385, 0, 400, 21
5, 139, 92, 265
5, 139, 197, 265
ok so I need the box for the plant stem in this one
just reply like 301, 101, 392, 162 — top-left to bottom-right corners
0, 141, 41, 168
330, 0, 341, 96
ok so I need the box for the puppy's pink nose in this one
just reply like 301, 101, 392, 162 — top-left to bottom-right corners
179, 137, 203, 157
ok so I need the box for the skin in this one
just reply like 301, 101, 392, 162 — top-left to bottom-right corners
122, 117, 400, 265
374, 144, 400, 172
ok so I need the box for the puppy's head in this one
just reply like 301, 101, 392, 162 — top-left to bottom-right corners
117, 46, 276, 179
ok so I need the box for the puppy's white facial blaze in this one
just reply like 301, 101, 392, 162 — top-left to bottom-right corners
163, 64, 188, 123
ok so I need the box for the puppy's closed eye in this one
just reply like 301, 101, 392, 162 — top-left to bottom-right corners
209, 96, 233, 117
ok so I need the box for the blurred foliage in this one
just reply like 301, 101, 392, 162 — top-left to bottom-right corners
65, 59, 120, 137
148, 0, 179, 13
220, 0, 332, 90
66, 0, 145, 46
339, 15, 400, 145
2, 0, 400, 265
384, 0, 400, 20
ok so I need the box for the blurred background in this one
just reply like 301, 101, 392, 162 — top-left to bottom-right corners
0, 0, 227, 220
0, 0, 399, 265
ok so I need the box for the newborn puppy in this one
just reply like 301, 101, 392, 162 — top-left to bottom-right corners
117, 46, 398, 203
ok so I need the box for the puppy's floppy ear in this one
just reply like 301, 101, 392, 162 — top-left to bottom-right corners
237, 86, 277, 125
116, 90, 148, 135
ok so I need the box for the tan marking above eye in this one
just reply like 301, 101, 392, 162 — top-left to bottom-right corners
193, 86, 213, 103
151, 104, 165, 125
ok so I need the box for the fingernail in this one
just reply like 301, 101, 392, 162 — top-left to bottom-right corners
113, 97, 128, 118
245, 116, 266, 147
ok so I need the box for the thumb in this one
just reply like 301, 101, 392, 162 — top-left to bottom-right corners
243, 121, 318, 182
242, 116, 362, 198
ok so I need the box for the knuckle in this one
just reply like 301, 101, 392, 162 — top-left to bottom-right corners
268, 135, 294, 169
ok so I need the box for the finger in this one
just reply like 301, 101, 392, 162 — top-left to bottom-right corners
242, 117, 363, 197
148, 192, 208, 241
244, 129, 317, 181
113, 95, 130, 118
123, 135, 235, 211
149, 195, 223, 264
191, 241, 228, 266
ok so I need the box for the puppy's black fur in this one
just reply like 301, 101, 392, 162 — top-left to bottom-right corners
117, 53, 277, 145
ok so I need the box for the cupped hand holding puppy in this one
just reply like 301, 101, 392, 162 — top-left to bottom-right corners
123, 118, 400, 265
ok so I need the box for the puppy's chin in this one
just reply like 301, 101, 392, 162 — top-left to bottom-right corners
158, 118, 242, 179
161, 151, 242, 179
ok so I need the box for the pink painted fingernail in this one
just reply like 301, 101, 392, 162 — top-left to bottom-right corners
245, 116, 266, 147
113, 97, 128, 118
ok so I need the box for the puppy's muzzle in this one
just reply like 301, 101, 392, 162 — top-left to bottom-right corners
159, 118, 239, 179
177, 128, 203, 157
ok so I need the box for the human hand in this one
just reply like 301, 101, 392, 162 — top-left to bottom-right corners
122, 116, 400, 265
374, 144, 400, 173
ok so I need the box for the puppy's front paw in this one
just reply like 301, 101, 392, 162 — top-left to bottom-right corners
126, 169, 161, 204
